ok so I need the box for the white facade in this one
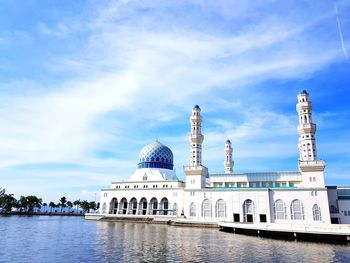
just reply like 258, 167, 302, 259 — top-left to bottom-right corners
98, 91, 349, 225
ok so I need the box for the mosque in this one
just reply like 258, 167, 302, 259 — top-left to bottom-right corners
97, 91, 350, 225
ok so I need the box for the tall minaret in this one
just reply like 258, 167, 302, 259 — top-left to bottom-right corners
224, 140, 233, 173
184, 105, 208, 189
296, 90, 317, 161
189, 105, 204, 166
296, 90, 325, 187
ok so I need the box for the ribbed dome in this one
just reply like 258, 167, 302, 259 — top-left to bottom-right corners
138, 141, 174, 170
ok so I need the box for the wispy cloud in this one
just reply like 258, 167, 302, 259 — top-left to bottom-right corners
334, 1, 350, 64
0, 0, 350, 200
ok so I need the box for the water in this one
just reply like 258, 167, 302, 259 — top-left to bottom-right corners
0, 216, 350, 263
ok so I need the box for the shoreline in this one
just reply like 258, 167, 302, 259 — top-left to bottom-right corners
0, 212, 84, 216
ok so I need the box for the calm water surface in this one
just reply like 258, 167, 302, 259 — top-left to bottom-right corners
0, 216, 350, 262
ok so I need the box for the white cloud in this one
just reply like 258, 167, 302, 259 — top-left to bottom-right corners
1, 0, 350, 199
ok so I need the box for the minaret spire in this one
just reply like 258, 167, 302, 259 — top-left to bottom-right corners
184, 105, 208, 190
189, 105, 204, 166
296, 90, 317, 161
296, 90, 325, 187
224, 140, 233, 173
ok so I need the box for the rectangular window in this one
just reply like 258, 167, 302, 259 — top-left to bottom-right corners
259, 214, 267, 222
233, 214, 240, 222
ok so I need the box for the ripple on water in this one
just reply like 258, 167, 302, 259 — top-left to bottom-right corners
0, 216, 350, 263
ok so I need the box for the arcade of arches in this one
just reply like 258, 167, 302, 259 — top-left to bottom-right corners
103, 197, 177, 216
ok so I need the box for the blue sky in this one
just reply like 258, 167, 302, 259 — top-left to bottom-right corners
1, 0, 350, 202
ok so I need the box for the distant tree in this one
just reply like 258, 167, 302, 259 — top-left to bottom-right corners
73, 200, 81, 213
49, 202, 55, 213
16, 195, 42, 213
80, 200, 90, 213
17, 196, 29, 213
59, 197, 67, 213
42, 203, 47, 212
67, 201, 73, 213
89, 201, 97, 212
0, 189, 17, 213
26, 196, 42, 213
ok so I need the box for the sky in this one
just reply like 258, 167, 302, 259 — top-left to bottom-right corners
0, 0, 350, 203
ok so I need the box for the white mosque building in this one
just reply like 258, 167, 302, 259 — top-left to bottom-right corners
97, 91, 350, 225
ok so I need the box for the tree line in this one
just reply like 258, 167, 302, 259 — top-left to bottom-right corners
0, 188, 99, 214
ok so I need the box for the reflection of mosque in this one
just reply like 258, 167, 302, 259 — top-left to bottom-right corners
98, 91, 350, 224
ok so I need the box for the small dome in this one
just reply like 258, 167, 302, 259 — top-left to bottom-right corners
300, 90, 308, 94
194, 105, 200, 109
138, 141, 174, 170
226, 139, 231, 144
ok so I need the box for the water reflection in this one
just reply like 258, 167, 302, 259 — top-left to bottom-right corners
0, 216, 349, 263
94, 221, 350, 263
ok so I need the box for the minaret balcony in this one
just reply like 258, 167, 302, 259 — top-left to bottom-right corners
298, 160, 325, 172
189, 134, 204, 143
298, 123, 316, 133
296, 101, 312, 111
183, 165, 208, 176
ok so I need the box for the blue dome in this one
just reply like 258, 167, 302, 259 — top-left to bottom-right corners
300, 90, 308, 94
194, 105, 200, 109
226, 139, 231, 144
138, 141, 174, 170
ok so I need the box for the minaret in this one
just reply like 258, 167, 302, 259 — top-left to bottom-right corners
224, 140, 233, 173
296, 90, 325, 187
184, 105, 208, 189
189, 105, 203, 166
297, 90, 317, 161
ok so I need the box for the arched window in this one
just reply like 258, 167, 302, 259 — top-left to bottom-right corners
274, 199, 286, 220
173, 203, 178, 216
109, 198, 118, 214
102, 203, 107, 214
129, 197, 137, 215
143, 174, 148, 181
291, 199, 304, 220
215, 199, 226, 218
190, 202, 196, 217
313, 204, 322, 221
119, 198, 128, 215
160, 197, 169, 215
139, 197, 147, 215
150, 197, 158, 215
202, 199, 212, 219
243, 199, 254, 222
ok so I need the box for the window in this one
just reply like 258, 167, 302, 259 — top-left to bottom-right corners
313, 204, 322, 221
291, 199, 304, 220
173, 203, 178, 216
243, 199, 254, 222
190, 202, 196, 217
202, 199, 212, 218
102, 203, 107, 214
274, 199, 286, 220
143, 174, 148, 181
215, 199, 226, 218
